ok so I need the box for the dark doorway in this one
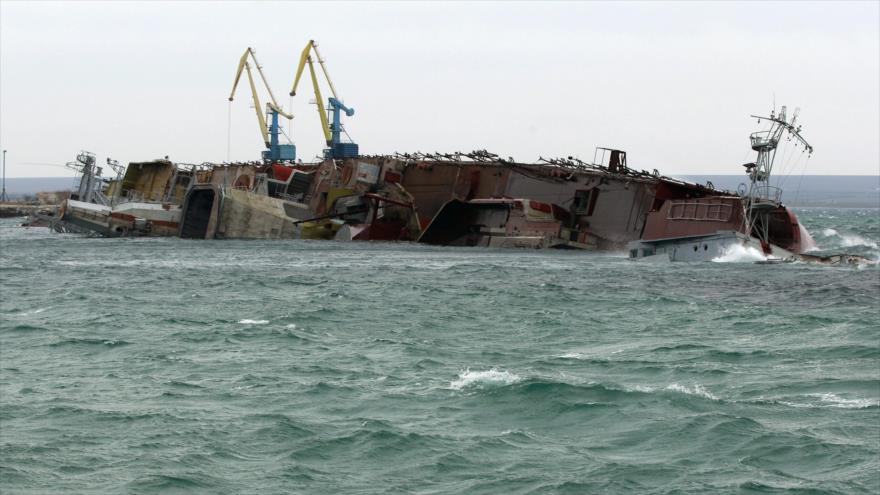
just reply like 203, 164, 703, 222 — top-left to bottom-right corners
180, 189, 215, 239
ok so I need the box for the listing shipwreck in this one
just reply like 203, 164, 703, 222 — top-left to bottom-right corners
45, 40, 871, 266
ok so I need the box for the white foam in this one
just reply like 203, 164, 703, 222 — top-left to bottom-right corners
821, 228, 878, 249
665, 383, 719, 401
627, 385, 656, 393
17, 307, 50, 316
238, 319, 269, 325
558, 352, 583, 359
712, 244, 767, 263
840, 234, 878, 249
285, 324, 297, 329
449, 368, 522, 390
808, 393, 879, 409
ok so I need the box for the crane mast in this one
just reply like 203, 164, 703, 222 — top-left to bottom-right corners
229, 47, 296, 162
290, 40, 359, 160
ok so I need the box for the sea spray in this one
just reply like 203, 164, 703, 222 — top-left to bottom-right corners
712, 243, 767, 263
449, 369, 522, 390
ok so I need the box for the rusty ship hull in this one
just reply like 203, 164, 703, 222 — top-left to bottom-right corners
57, 148, 725, 252
172, 151, 720, 250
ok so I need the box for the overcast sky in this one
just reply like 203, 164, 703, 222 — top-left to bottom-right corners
1, 1, 878, 178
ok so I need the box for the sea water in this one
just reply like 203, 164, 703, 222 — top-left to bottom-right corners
1, 207, 878, 493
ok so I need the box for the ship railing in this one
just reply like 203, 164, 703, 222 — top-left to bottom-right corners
750, 185, 782, 203
750, 131, 778, 151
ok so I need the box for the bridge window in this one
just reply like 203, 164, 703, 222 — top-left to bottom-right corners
669, 202, 732, 221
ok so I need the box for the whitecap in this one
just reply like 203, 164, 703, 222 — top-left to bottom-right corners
16, 307, 50, 316
839, 234, 878, 249
449, 368, 521, 390
712, 244, 767, 263
285, 324, 297, 329
808, 393, 878, 409
665, 383, 719, 401
238, 319, 269, 325
820, 228, 878, 249
626, 384, 656, 393
557, 352, 583, 359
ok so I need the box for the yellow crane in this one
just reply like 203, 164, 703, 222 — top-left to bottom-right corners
290, 40, 358, 159
229, 47, 296, 161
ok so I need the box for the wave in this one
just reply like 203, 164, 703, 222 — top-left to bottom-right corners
620, 383, 720, 401
712, 244, 767, 263
41, 405, 178, 422
5, 323, 48, 332
663, 383, 720, 401
820, 228, 879, 250
238, 319, 269, 325
288, 426, 445, 463
716, 344, 880, 361
48, 337, 130, 347
165, 380, 206, 389
749, 393, 879, 410
10, 307, 51, 316
651, 343, 713, 352
126, 474, 214, 491
805, 393, 878, 409
448, 371, 722, 404
449, 368, 522, 390
245, 413, 316, 440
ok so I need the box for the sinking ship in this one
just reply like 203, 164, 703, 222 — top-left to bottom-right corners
53, 41, 720, 249
178, 149, 689, 246
48, 42, 871, 265
55, 154, 189, 236
627, 106, 867, 265
56, 146, 722, 251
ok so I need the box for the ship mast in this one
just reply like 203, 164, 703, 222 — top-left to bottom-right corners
743, 106, 813, 245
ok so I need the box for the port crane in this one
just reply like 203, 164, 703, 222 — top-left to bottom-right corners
289, 40, 359, 160
229, 47, 296, 162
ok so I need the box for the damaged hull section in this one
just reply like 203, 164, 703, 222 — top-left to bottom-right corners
59, 200, 181, 237
418, 199, 595, 249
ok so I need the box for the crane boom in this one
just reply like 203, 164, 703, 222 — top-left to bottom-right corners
229, 47, 295, 162
231, 48, 292, 119
306, 55, 332, 145
244, 61, 269, 146
289, 40, 358, 159
311, 43, 339, 101
290, 40, 338, 99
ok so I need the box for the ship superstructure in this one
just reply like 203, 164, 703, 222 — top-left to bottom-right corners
628, 106, 819, 262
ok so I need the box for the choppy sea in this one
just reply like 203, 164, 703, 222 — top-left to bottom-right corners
1, 207, 878, 494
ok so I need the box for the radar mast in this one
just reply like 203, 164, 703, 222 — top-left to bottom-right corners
743, 105, 813, 245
